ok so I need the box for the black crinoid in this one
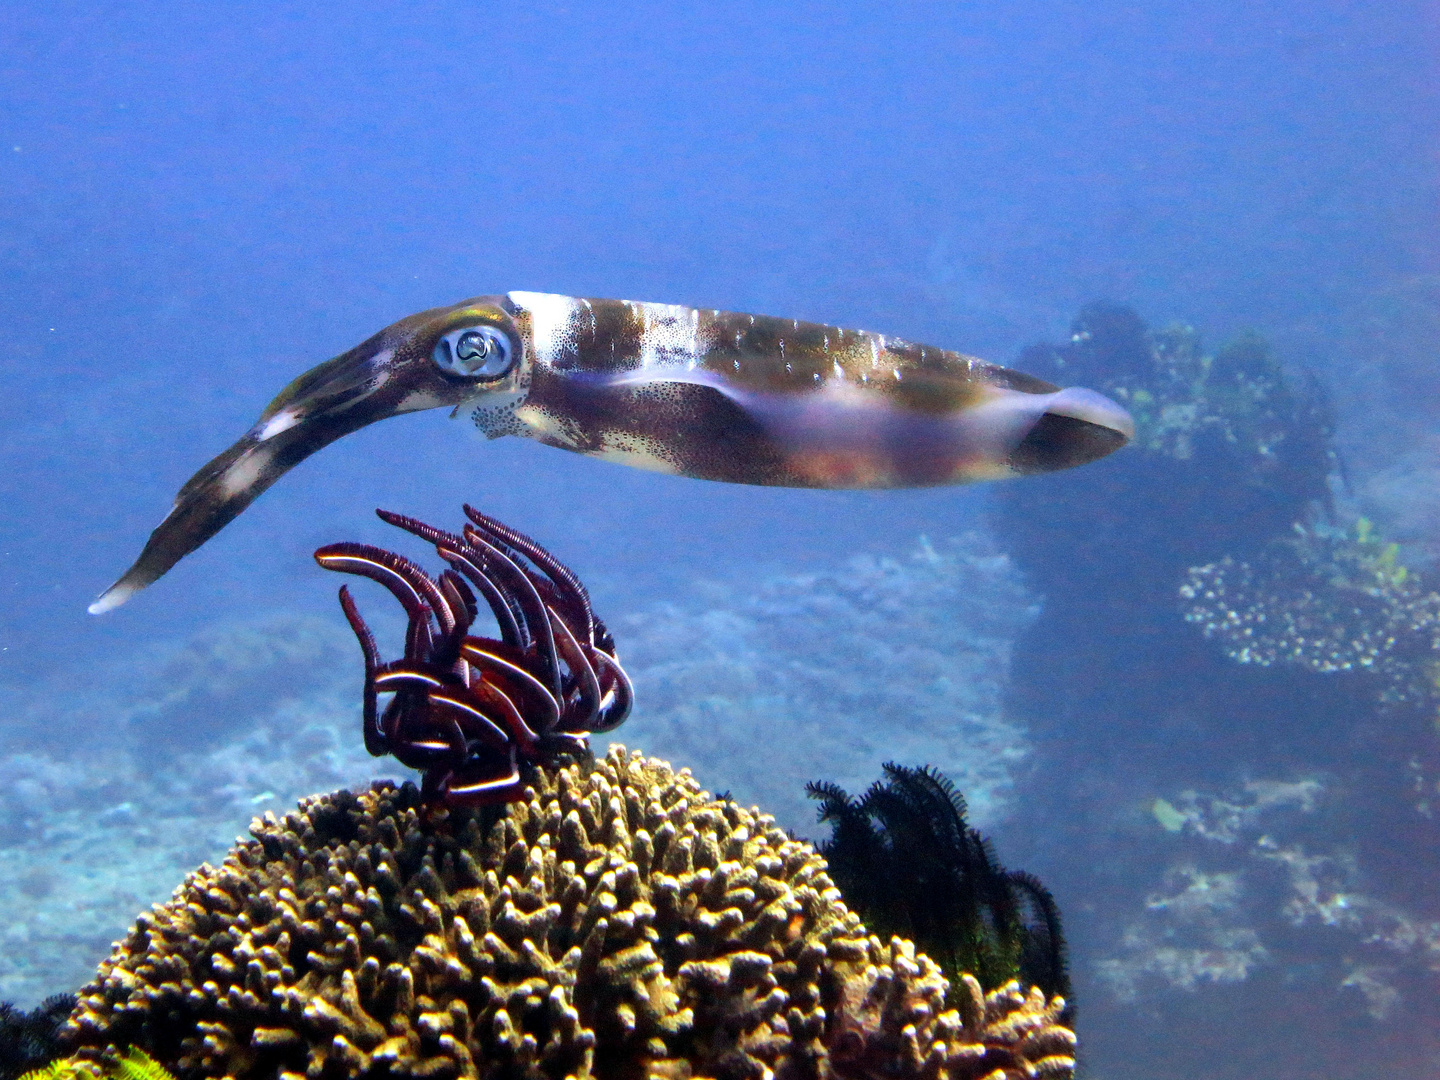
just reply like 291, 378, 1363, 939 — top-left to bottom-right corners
807, 764, 1070, 1011
0, 993, 74, 1080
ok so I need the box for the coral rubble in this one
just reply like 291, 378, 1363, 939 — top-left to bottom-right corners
1181, 520, 1440, 708
69, 747, 1075, 1080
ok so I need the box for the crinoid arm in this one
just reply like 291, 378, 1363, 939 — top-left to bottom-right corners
547, 606, 602, 726
335, 585, 386, 756
460, 640, 562, 734
465, 503, 597, 641
436, 544, 524, 647
314, 541, 443, 660
461, 523, 563, 696
315, 542, 444, 625
588, 649, 634, 733
431, 744, 522, 806
1007, 869, 1072, 1010
809, 763, 1072, 1008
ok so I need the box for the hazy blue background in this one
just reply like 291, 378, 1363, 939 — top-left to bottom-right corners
0, 2, 1435, 1077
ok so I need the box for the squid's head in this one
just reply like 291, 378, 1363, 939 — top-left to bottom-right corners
89, 297, 528, 614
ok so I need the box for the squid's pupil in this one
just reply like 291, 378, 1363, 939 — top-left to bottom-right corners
456, 331, 489, 362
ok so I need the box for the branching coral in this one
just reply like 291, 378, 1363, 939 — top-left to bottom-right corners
68, 747, 1074, 1080
0, 531, 1032, 1007
1181, 519, 1440, 708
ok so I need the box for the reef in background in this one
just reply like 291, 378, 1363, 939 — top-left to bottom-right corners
1296, 274, 1440, 563
982, 302, 1440, 1078
1103, 774, 1440, 1024
0, 615, 390, 1007
69, 747, 1075, 1080
1182, 518, 1440, 715
993, 301, 1334, 624
617, 532, 1036, 833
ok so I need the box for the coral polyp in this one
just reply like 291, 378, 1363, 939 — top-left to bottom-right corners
315, 505, 632, 806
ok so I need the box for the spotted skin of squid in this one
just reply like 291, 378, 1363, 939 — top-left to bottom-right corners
91, 291, 1133, 613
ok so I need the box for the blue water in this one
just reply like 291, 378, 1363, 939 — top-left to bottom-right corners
0, 3, 1435, 1077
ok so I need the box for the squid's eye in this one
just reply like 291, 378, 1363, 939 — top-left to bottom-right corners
432, 326, 517, 379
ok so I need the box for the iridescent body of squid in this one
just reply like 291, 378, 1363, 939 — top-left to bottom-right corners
90, 292, 1133, 613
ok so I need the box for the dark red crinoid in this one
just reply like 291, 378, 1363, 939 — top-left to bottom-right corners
315, 505, 632, 806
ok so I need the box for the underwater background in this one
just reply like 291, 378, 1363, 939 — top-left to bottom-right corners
0, 2, 1436, 1076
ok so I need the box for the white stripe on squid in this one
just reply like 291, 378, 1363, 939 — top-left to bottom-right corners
509, 291, 582, 367
631, 300, 703, 369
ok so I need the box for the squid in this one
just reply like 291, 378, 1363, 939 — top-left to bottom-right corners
90, 292, 1133, 613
